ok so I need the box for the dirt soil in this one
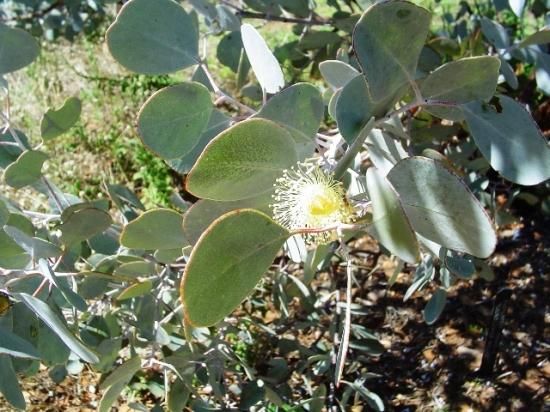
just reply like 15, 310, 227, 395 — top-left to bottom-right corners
353, 206, 549, 411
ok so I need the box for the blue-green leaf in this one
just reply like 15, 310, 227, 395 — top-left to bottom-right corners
423, 287, 447, 325
461, 96, 550, 185
15, 293, 99, 364
0, 355, 25, 409
387, 157, 497, 258
353, 1, 430, 102
0, 23, 39, 74
138, 83, 213, 160
106, 0, 199, 74
0, 325, 40, 359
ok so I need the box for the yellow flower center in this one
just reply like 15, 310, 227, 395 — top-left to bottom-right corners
271, 161, 354, 244
303, 184, 342, 218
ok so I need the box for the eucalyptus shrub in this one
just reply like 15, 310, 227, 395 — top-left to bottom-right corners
0, 0, 112, 41
1, 0, 550, 410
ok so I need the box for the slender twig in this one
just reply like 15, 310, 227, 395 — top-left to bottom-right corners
32, 277, 48, 297
22, 210, 59, 219
160, 303, 183, 325
220, 0, 332, 26
1, 0, 64, 23
335, 249, 353, 387
291, 222, 366, 236
0, 111, 27, 149
333, 117, 375, 179
374, 97, 458, 129
41, 176, 65, 211
200, 62, 256, 115
0, 141, 20, 148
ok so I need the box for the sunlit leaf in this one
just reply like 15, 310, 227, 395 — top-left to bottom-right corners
120, 209, 187, 250
256, 83, 324, 158
181, 210, 289, 326
461, 96, 550, 185
138, 83, 213, 160
241, 23, 284, 93
41, 97, 81, 141
3, 151, 48, 189
186, 119, 297, 201
387, 157, 497, 258
354, 0, 430, 102
0, 23, 39, 74
107, 0, 199, 74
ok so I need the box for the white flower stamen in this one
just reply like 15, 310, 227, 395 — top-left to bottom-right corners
271, 161, 352, 244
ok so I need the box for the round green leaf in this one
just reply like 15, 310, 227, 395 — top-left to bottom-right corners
217, 31, 243, 72
278, 0, 310, 17
366, 167, 419, 263
216, 5, 241, 31
114, 260, 155, 277
181, 209, 289, 326
4, 150, 48, 189
98, 357, 141, 412
59, 204, 112, 245
41, 97, 82, 141
167, 109, 231, 174
256, 83, 324, 159
138, 83, 213, 160
154, 248, 182, 264
106, 0, 199, 74
421, 56, 501, 102
461, 95, 550, 186
99, 356, 141, 390
421, 56, 500, 121
0, 214, 33, 269
445, 253, 475, 279
0, 23, 39, 74
3, 226, 61, 260
480, 17, 509, 49
353, 0, 431, 102
120, 209, 187, 250
186, 118, 297, 201
387, 157, 497, 258
298, 31, 342, 51
168, 379, 191, 412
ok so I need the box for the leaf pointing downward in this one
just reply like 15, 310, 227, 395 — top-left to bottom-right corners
181, 209, 289, 327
